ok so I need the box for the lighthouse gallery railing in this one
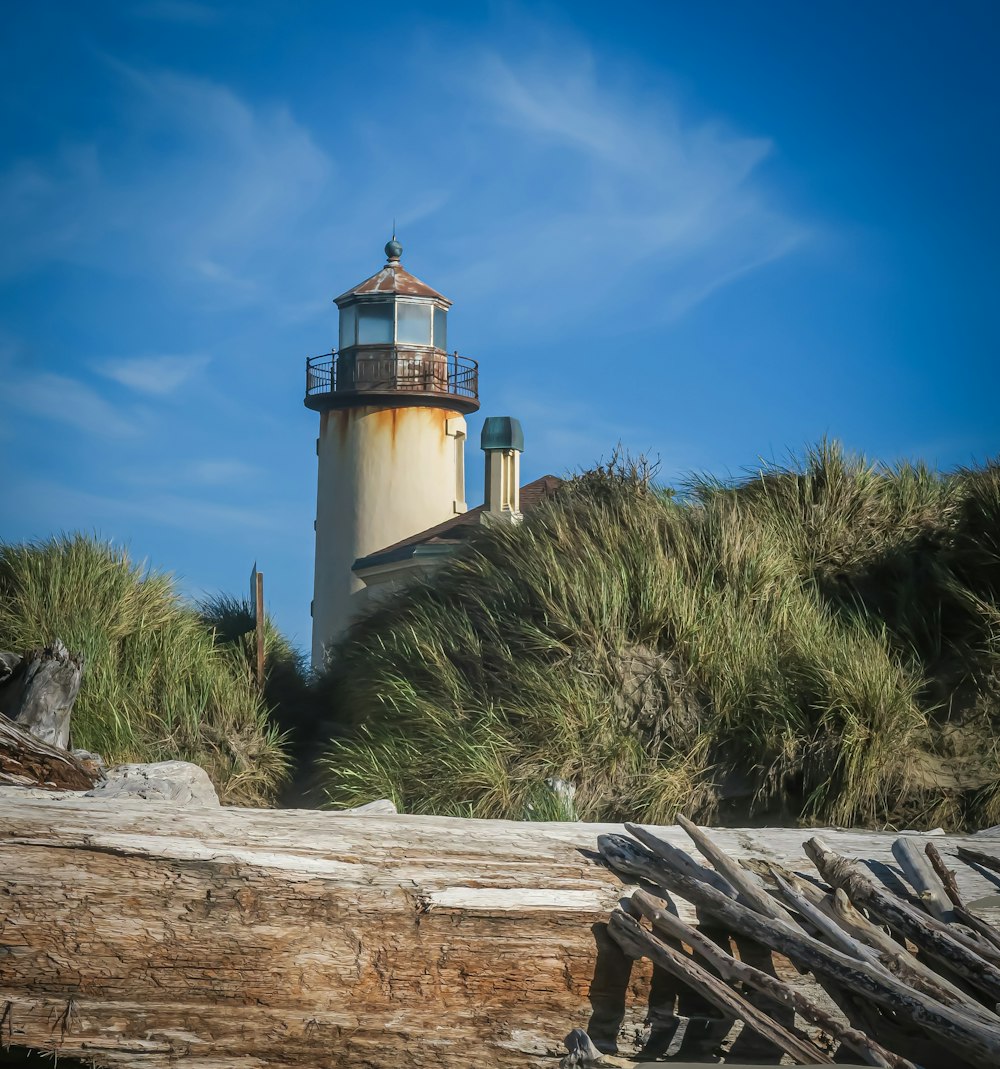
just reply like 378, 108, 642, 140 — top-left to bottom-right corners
306, 349, 478, 403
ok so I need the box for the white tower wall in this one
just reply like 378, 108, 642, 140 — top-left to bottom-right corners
312, 404, 467, 666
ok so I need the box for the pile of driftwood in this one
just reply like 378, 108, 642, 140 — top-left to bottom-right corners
584, 814, 1000, 1068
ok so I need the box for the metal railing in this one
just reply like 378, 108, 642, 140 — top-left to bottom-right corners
306, 348, 478, 402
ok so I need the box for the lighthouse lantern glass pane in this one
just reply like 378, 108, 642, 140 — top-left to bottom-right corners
396, 302, 432, 345
357, 303, 393, 344
433, 307, 447, 350
339, 305, 357, 349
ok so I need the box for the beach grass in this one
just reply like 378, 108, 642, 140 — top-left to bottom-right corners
316, 442, 1000, 829
0, 534, 290, 805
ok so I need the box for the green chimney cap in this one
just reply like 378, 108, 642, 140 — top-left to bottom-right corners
481, 416, 524, 452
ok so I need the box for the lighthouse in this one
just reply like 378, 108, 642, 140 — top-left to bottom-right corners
305, 239, 480, 666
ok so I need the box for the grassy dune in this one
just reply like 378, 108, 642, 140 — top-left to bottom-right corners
0, 535, 290, 805
318, 443, 1000, 830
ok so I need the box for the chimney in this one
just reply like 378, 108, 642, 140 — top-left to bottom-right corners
480, 416, 524, 524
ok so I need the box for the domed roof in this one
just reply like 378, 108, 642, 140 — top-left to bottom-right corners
481, 416, 524, 452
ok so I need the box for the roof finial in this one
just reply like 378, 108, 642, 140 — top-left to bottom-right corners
385, 222, 402, 264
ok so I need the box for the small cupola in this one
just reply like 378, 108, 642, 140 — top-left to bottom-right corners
481, 416, 524, 522
304, 238, 479, 414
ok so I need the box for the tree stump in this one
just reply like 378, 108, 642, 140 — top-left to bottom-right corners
0, 640, 83, 750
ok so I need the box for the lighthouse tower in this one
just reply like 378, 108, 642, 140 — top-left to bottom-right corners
304, 239, 480, 666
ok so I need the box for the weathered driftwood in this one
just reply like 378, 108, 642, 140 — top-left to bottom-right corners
0, 712, 99, 791
892, 836, 956, 923
927, 840, 1000, 953
724, 839, 1000, 1060
622, 820, 736, 899
609, 909, 833, 1064
0, 641, 83, 750
755, 861, 1000, 1039
5, 801, 1000, 1068
766, 868, 878, 963
806, 838, 1000, 997
600, 827, 1000, 1069
928, 839, 970, 909
625, 888, 913, 1069
673, 813, 798, 925
826, 886, 997, 1025
957, 844, 1000, 876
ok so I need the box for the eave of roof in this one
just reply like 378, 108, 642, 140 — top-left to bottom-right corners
353, 541, 460, 570
334, 263, 450, 305
353, 474, 563, 573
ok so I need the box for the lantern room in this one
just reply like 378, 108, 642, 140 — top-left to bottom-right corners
305, 239, 479, 414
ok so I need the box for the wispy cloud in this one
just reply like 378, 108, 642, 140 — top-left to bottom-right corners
117, 457, 261, 487
93, 354, 209, 395
0, 33, 805, 338
17, 478, 291, 537
436, 47, 808, 324
9, 372, 141, 438
0, 64, 332, 299
186, 458, 260, 484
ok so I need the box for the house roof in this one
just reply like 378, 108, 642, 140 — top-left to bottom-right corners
334, 262, 450, 306
353, 474, 564, 571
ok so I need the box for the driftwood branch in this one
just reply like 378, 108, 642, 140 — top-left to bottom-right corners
622, 820, 736, 898
672, 814, 798, 923
609, 908, 833, 1065
927, 840, 968, 909
893, 836, 956, 923
805, 837, 1000, 999
826, 885, 997, 1024
926, 841, 1000, 953
628, 887, 915, 1069
957, 845, 1000, 877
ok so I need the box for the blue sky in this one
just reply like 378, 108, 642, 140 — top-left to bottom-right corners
2, 1, 997, 652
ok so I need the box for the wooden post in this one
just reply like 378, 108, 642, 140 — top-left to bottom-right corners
249, 564, 265, 691
255, 570, 265, 690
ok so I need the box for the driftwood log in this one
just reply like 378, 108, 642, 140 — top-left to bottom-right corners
0, 641, 83, 750
0, 713, 99, 791
4, 801, 1000, 1068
